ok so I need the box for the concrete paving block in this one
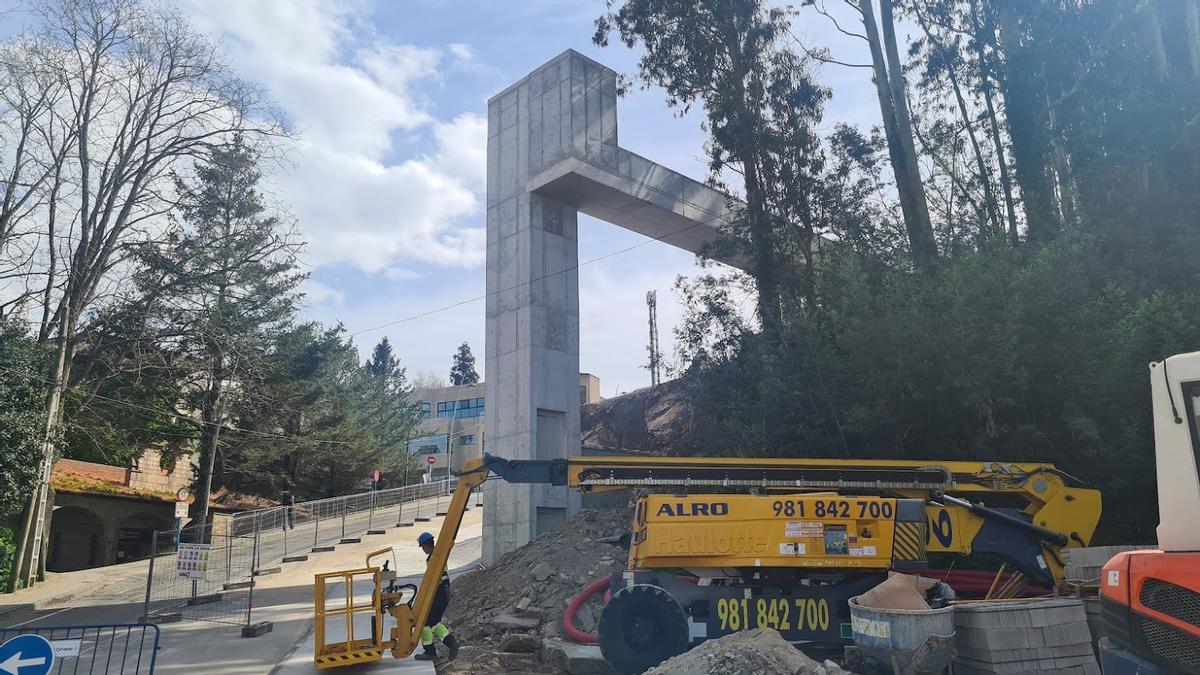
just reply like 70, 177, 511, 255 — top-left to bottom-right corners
1039, 643, 1096, 658
1054, 655, 1100, 669
1041, 621, 1092, 646
954, 656, 1051, 672
956, 645, 1038, 663
140, 612, 182, 624
241, 621, 273, 638
187, 593, 222, 606
1028, 602, 1083, 626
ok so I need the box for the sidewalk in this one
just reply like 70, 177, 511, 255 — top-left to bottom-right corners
0, 497, 481, 674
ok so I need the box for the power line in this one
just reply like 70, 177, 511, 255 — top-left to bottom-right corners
351, 179, 737, 338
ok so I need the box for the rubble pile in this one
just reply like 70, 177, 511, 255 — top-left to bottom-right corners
645, 628, 853, 675
439, 508, 630, 673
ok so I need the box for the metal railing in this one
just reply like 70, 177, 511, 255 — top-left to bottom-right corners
0, 623, 160, 674
140, 478, 455, 628
230, 478, 453, 563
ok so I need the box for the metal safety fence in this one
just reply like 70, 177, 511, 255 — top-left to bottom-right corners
140, 521, 258, 628
0, 623, 160, 674
140, 478, 457, 629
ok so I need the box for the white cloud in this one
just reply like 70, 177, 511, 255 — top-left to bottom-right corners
447, 43, 475, 64
302, 278, 345, 306
383, 267, 424, 281
177, 0, 486, 273
433, 113, 488, 189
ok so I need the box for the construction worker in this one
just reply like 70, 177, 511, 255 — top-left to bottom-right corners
415, 531, 460, 661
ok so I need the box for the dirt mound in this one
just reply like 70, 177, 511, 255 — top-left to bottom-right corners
444, 508, 630, 650
645, 628, 852, 675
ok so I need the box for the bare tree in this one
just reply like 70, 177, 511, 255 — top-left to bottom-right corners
10, 0, 284, 591
0, 37, 76, 317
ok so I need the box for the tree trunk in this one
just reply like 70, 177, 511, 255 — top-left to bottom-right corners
995, 2, 1060, 242
970, 0, 1021, 246
12, 301, 75, 590
726, 42, 782, 336
915, 5, 1002, 240
195, 380, 223, 534
862, 0, 939, 270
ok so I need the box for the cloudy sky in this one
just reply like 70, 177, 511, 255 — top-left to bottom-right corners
176, 0, 881, 396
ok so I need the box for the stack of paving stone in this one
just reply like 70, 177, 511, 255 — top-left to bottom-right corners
952, 599, 1100, 674
1064, 545, 1153, 583
1063, 545, 1154, 656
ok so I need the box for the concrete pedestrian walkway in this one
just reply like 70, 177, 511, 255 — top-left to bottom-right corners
0, 497, 481, 674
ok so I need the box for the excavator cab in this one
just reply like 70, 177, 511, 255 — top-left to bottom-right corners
1099, 352, 1200, 675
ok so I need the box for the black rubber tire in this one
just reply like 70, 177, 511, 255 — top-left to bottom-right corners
598, 583, 689, 674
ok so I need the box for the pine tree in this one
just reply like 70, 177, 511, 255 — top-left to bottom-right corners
449, 342, 479, 386
138, 136, 305, 526
365, 337, 399, 381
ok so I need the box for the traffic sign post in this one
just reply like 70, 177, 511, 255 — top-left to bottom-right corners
0, 634, 54, 675
174, 487, 190, 547
368, 469, 381, 532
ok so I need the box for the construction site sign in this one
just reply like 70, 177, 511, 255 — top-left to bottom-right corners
176, 543, 211, 580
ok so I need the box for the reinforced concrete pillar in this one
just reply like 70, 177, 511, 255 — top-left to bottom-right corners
482, 50, 738, 564
484, 51, 619, 564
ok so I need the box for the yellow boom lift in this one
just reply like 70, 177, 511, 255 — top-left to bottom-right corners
314, 453, 1102, 673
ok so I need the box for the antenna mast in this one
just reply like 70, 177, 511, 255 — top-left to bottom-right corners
646, 290, 662, 386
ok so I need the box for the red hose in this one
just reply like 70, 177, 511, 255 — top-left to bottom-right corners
564, 577, 610, 644
566, 575, 700, 645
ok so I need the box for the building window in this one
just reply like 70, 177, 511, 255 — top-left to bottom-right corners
409, 434, 448, 455
419, 402, 431, 419
580, 384, 587, 405
436, 398, 486, 419
459, 434, 475, 446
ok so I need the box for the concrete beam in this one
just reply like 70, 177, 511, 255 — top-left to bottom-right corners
483, 49, 742, 564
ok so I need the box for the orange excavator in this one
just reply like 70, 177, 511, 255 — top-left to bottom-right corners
1100, 352, 1200, 674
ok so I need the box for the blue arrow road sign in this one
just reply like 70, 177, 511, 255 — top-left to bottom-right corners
0, 634, 53, 675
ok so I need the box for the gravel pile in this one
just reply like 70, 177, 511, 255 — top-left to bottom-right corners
439, 508, 631, 673
645, 628, 853, 675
